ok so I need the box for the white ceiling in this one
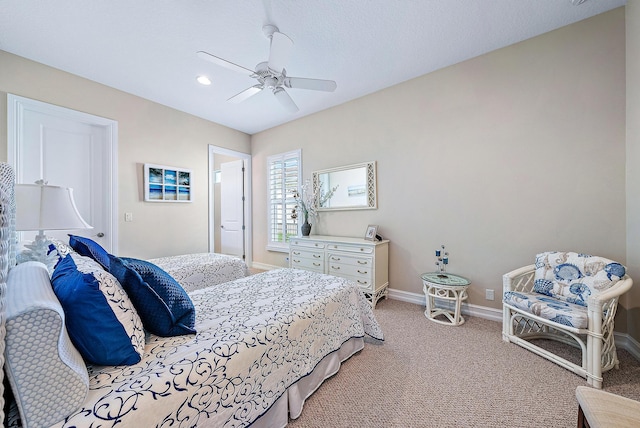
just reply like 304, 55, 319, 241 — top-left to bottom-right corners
0, 0, 626, 135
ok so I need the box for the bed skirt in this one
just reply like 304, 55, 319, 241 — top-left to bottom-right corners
252, 336, 365, 428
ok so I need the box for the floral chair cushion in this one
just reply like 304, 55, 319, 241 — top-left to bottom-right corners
533, 252, 625, 307
503, 291, 588, 328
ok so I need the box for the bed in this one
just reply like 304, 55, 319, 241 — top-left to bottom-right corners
0, 163, 384, 428
148, 252, 249, 292
54, 268, 381, 427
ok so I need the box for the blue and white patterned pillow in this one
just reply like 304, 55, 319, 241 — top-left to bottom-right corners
109, 255, 196, 337
51, 253, 145, 365
533, 251, 626, 307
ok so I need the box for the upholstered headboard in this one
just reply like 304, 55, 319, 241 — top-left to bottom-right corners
0, 162, 17, 426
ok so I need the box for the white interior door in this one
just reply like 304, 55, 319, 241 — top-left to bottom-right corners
220, 159, 244, 258
8, 94, 118, 252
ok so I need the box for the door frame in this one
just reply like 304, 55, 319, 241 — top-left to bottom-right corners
208, 145, 252, 267
7, 94, 119, 252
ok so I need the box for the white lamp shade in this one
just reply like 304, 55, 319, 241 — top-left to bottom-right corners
15, 183, 93, 231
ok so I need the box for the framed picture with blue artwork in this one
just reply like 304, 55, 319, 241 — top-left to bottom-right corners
144, 163, 192, 202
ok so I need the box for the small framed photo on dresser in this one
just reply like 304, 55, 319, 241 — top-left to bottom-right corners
364, 225, 378, 241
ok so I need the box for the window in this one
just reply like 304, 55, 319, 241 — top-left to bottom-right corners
267, 149, 301, 251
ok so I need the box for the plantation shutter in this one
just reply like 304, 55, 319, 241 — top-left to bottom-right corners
267, 150, 301, 250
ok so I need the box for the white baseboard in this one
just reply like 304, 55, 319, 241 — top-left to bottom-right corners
614, 331, 640, 361
250, 262, 282, 271
387, 288, 502, 322
387, 288, 639, 358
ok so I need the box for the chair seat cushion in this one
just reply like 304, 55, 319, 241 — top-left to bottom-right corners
504, 290, 588, 329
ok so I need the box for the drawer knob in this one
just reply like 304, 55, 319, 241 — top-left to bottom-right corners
357, 270, 368, 274
331, 266, 340, 270
293, 259, 300, 263
360, 248, 364, 251
358, 280, 367, 284
357, 260, 367, 265
332, 257, 340, 261
313, 262, 321, 266
293, 251, 300, 255
313, 254, 321, 258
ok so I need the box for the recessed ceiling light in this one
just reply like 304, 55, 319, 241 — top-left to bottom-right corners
197, 75, 211, 85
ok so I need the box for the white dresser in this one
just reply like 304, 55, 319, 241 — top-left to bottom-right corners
289, 235, 389, 307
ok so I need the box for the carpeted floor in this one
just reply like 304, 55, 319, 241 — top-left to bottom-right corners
287, 298, 640, 428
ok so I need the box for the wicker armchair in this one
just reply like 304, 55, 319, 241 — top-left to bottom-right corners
502, 252, 632, 389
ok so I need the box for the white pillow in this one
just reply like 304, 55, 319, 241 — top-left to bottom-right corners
4, 262, 89, 427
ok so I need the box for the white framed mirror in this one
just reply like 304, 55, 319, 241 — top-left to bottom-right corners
312, 161, 377, 211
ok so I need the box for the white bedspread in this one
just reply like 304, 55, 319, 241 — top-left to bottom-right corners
49, 268, 383, 428
148, 252, 248, 292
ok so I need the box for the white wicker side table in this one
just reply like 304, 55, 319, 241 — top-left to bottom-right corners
421, 272, 471, 326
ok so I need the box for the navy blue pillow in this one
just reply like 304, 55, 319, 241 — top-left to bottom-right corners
108, 255, 196, 337
51, 254, 144, 365
68, 234, 111, 270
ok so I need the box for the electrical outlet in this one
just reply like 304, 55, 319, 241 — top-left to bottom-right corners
124, 212, 133, 222
486, 289, 495, 301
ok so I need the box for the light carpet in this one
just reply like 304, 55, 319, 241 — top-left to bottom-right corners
288, 298, 640, 428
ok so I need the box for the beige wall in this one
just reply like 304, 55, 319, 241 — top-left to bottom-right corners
627, 3, 640, 341
0, 50, 251, 259
0, 8, 634, 339
252, 9, 627, 316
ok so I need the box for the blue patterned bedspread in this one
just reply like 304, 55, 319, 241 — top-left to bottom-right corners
50, 268, 383, 427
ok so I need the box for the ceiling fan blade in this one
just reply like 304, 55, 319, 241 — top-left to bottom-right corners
227, 85, 263, 103
197, 51, 255, 77
284, 77, 337, 92
273, 87, 299, 113
267, 31, 293, 73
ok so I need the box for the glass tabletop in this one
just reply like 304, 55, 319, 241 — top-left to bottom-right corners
421, 272, 470, 286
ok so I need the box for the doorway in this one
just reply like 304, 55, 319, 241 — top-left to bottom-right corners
208, 145, 252, 266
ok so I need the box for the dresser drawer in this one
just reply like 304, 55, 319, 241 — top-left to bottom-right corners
344, 275, 374, 292
290, 257, 324, 272
290, 248, 324, 261
327, 253, 372, 268
328, 262, 372, 279
290, 240, 326, 249
326, 243, 374, 254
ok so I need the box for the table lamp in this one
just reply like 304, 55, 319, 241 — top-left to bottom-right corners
15, 180, 93, 270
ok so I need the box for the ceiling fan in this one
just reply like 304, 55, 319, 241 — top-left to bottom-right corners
197, 24, 337, 113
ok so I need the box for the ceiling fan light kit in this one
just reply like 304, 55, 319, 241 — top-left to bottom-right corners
198, 24, 336, 113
